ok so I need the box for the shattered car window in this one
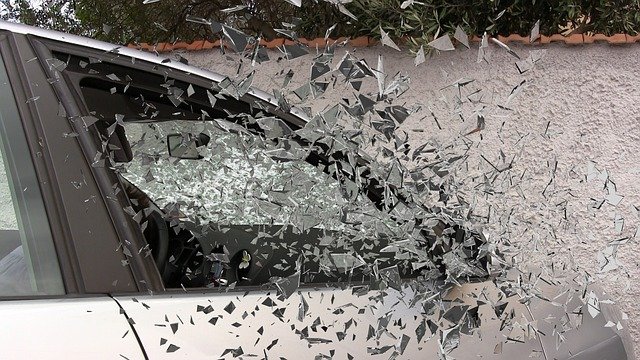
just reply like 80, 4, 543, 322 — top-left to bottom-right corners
122, 120, 363, 228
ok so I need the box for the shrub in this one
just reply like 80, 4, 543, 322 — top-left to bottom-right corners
2, 0, 640, 45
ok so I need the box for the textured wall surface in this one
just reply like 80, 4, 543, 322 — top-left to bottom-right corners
0, 152, 18, 230
182, 42, 640, 352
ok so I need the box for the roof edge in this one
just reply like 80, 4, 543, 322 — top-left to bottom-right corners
127, 33, 640, 53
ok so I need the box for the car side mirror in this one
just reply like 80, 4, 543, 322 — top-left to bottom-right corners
167, 132, 210, 159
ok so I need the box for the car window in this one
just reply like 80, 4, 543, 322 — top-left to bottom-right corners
122, 120, 373, 229
0, 54, 64, 297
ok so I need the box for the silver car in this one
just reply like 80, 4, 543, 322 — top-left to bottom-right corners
0, 21, 634, 359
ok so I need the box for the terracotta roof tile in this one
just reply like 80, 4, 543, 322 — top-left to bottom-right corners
540, 34, 568, 44
498, 34, 529, 44
127, 33, 639, 53
303, 37, 327, 48
603, 33, 626, 43
260, 38, 284, 47
626, 33, 640, 43
564, 34, 584, 44
349, 36, 369, 47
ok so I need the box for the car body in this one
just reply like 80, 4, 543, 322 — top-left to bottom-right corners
0, 21, 634, 359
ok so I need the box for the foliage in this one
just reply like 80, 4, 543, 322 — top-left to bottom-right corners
0, 0, 83, 34
300, 0, 640, 43
72, 0, 303, 44
2, 0, 640, 46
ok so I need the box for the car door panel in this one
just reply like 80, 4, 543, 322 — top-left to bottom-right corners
0, 297, 145, 359
115, 290, 439, 359
117, 281, 545, 359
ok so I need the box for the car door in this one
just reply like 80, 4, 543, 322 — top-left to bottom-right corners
32, 33, 551, 359
0, 30, 145, 359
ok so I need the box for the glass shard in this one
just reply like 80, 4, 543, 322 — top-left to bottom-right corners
428, 35, 455, 51
380, 26, 401, 51
414, 45, 425, 66
454, 26, 470, 48
530, 20, 540, 42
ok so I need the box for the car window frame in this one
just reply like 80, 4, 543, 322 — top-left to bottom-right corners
0, 32, 145, 297
30, 35, 164, 293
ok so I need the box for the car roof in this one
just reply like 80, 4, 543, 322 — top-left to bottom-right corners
0, 20, 309, 122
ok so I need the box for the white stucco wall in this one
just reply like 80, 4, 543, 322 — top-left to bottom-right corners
181, 42, 640, 351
